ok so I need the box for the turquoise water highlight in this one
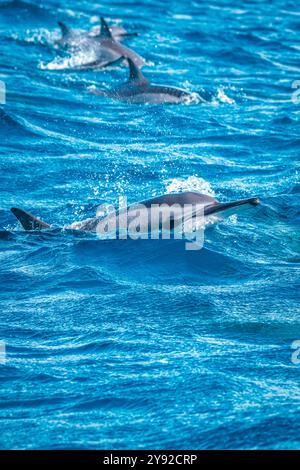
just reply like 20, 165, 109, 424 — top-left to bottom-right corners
0, 0, 299, 449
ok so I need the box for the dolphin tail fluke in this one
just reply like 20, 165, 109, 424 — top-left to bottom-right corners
11, 208, 51, 231
204, 197, 260, 216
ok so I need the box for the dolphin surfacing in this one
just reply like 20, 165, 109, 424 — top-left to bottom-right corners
11, 192, 260, 233
56, 20, 138, 49
90, 57, 201, 104
54, 17, 144, 70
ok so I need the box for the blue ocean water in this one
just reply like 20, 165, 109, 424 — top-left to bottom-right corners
0, 0, 300, 450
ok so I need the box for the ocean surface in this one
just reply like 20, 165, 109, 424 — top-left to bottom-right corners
0, 0, 299, 450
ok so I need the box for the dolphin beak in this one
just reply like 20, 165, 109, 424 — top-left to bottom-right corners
204, 197, 260, 216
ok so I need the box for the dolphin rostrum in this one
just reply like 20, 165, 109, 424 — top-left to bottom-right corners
11, 192, 260, 234
90, 57, 201, 104
54, 17, 144, 70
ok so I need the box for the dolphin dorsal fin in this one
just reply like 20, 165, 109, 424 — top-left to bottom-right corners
11, 207, 51, 231
100, 17, 113, 38
127, 58, 148, 85
58, 21, 71, 37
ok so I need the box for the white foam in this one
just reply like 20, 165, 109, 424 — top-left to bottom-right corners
172, 14, 192, 20
216, 87, 235, 104
40, 49, 98, 70
165, 176, 216, 197
183, 92, 204, 105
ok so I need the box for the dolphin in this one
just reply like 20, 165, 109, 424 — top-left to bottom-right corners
55, 20, 138, 49
10, 192, 259, 234
90, 57, 201, 104
54, 17, 144, 70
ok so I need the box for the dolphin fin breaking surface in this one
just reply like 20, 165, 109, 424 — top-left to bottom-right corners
57, 21, 71, 37
10, 208, 51, 231
99, 17, 113, 39
127, 57, 149, 85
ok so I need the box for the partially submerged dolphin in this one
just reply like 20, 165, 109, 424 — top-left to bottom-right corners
56, 19, 138, 49
53, 17, 144, 70
11, 192, 259, 234
90, 57, 201, 104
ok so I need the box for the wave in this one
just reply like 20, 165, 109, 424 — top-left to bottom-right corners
0, 108, 39, 137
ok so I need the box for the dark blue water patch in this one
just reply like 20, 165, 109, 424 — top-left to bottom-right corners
0, 229, 15, 240
0, 0, 52, 23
